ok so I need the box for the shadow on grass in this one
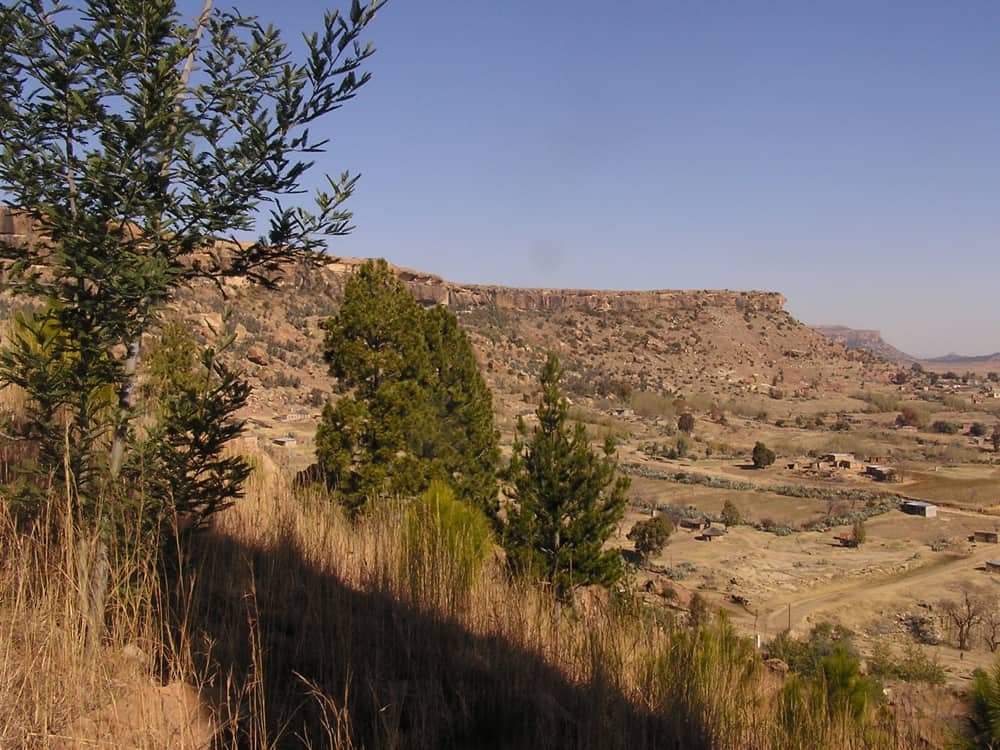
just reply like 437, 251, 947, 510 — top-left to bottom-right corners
174, 526, 684, 750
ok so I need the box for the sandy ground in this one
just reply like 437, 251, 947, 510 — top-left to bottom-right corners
624, 504, 1000, 685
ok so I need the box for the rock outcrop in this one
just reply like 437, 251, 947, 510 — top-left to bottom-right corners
324, 257, 786, 315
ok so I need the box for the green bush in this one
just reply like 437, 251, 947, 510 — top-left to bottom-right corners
931, 419, 959, 434
721, 500, 741, 527
868, 641, 945, 685
402, 481, 494, 614
628, 515, 674, 561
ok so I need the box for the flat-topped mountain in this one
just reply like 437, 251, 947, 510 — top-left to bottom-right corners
323, 257, 786, 314
165, 256, 894, 424
812, 325, 915, 365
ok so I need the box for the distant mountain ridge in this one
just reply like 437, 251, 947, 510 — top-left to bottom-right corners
923, 352, 1000, 365
811, 325, 915, 365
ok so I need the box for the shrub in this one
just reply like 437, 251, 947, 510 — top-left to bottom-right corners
852, 519, 867, 546
931, 420, 959, 434
721, 500, 741, 527
677, 412, 695, 433
402, 481, 494, 614
896, 406, 927, 428
868, 642, 945, 685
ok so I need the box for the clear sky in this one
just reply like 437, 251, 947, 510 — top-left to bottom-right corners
198, 0, 999, 357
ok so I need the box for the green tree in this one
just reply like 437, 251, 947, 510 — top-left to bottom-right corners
677, 412, 695, 434
752, 441, 776, 469
992, 426, 1000, 453
420, 306, 500, 517
128, 320, 250, 539
503, 353, 629, 596
316, 260, 499, 515
0, 0, 381, 521
317, 260, 433, 510
627, 515, 673, 562
721, 499, 741, 527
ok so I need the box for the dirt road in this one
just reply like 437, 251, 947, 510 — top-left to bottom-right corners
738, 546, 998, 637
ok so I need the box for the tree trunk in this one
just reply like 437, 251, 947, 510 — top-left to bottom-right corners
108, 337, 140, 479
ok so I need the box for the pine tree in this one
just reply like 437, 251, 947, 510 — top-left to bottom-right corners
504, 353, 629, 596
317, 260, 432, 510
421, 306, 500, 518
316, 260, 499, 514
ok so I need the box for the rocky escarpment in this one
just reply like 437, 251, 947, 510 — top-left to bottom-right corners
324, 257, 787, 315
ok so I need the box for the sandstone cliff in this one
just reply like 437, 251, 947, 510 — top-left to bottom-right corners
323, 257, 786, 315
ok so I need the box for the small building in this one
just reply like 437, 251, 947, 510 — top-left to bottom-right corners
866, 464, 898, 482
701, 527, 727, 541
901, 500, 938, 518
820, 453, 857, 469
975, 531, 1000, 544
987, 560, 1000, 574
679, 517, 710, 531
272, 436, 297, 447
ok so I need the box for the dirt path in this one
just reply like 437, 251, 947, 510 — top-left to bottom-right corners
739, 546, 998, 636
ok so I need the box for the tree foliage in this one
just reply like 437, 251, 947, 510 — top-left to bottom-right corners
0, 0, 382, 525
127, 320, 251, 539
503, 353, 628, 596
316, 260, 499, 515
627, 515, 673, 561
721, 499, 741, 527
751, 441, 775, 469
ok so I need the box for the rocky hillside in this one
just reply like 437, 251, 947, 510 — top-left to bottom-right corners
812, 325, 915, 365
164, 257, 894, 427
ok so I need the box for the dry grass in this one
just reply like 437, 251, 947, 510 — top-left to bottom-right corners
0, 447, 935, 748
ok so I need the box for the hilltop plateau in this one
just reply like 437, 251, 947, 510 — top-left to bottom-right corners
166, 256, 895, 433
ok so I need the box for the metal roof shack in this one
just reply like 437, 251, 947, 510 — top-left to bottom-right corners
679, 517, 710, 531
701, 527, 727, 541
901, 500, 937, 518
866, 464, 899, 482
986, 560, 1000, 574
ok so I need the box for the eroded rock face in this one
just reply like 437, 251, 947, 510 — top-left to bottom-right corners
323, 258, 786, 315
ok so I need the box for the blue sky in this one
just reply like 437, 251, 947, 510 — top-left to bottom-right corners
203, 0, 998, 357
